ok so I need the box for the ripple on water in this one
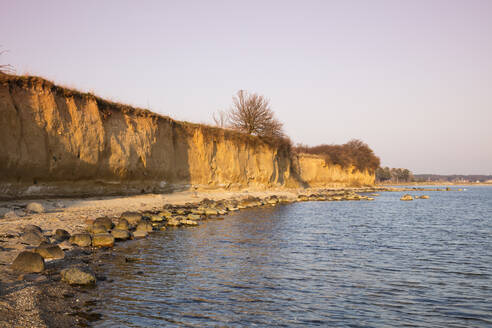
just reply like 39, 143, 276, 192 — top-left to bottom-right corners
92, 187, 492, 327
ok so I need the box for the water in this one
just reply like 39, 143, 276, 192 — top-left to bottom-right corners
92, 187, 492, 327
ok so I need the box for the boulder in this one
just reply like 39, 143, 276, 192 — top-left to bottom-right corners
400, 194, 413, 201
3, 211, 18, 219
187, 214, 201, 221
115, 218, 130, 231
166, 217, 181, 227
158, 210, 172, 218
54, 229, 70, 242
111, 229, 131, 241
120, 212, 142, 226
12, 251, 45, 273
35, 244, 64, 259
132, 230, 148, 238
23, 224, 43, 234
69, 233, 92, 247
148, 214, 164, 222
21, 230, 48, 246
418, 195, 430, 199
92, 233, 115, 247
93, 217, 113, 230
26, 202, 45, 214
136, 221, 153, 232
61, 267, 96, 285
180, 219, 198, 226
90, 223, 108, 234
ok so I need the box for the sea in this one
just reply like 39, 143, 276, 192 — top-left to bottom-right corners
90, 186, 492, 327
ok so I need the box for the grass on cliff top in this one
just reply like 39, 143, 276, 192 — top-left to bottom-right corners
0, 73, 291, 149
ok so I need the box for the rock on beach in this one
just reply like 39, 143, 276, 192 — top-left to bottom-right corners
12, 251, 45, 273
69, 233, 92, 247
61, 267, 96, 285
35, 244, 65, 259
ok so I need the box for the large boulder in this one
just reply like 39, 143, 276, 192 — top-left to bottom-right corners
90, 223, 108, 234
21, 230, 48, 246
92, 233, 115, 247
23, 224, 43, 234
93, 217, 113, 230
111, 229, 131, 241
61, 267, 96, 285
54, 229, 70, 242
35, 244, 65, 259
26, 202, 45, 214
12, 251, 45, 273
120, 212, 142, 227
136, 221, 153, 232
69, 233, 92, 247
115, 218, 130, 231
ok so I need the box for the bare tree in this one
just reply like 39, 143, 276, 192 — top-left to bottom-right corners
227, 90, 284, 138
212, 109, 228, 128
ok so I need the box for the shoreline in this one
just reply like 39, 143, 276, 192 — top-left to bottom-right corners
0, 185, 448, 327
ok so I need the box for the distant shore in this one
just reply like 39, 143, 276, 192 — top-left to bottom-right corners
378, 181, 492, 186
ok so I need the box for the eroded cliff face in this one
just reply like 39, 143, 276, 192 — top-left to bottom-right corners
297, 154, 375, 187
0, 75, 373, 199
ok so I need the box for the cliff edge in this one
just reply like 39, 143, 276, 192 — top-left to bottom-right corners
0, 75, 373, 199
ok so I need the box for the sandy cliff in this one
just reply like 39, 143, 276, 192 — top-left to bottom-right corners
296, 154, 375, 187
0, 75, 373, 199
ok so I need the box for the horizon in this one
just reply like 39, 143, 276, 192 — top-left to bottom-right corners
1, 0, 491, 175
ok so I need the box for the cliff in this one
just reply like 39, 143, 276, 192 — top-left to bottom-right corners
0, 74, 373, 199
296, 154, 375, 187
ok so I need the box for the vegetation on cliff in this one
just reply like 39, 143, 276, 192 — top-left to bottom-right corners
295, 140, 381, 174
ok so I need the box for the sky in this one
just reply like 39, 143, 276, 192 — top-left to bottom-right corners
1, 0, 491, 174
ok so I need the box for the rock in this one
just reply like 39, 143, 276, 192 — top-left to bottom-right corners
23, 224, 43, 234
187, 214, 201, 221
3, 211, 18, 219
90, 223, 108, 234
159, 226, 167, 231
158, 210, 172, 218
61, 267, 96, 285
418, 195, 430, 199
176, 209, 186, 215
69, 233, 92, 247
115, 218, 130, 230
400, 194, 413, 201
26, 202, 45, 214
54, 201, 65, 208
148, 214, 164, 222
111, 229, 131, 241
35, 244, 64, 259
136, 221, 153, 232
120, 212, 142, 226
12, 251, 45, 273
20, 230, 48, 246
92, 233, 115, 247
180, 219, 198, 226
132, 230, 148, 238
93, 217, 113, 230
166, 218, 181, 227
54, 229, 70, 242
204, 208, 218, 216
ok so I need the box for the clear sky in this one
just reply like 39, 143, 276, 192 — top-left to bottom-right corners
1, 0, 491, 174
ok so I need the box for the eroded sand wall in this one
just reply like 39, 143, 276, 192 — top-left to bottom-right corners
0, 75, 373, 199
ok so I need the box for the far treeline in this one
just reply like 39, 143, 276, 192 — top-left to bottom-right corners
215, 90, 381, 174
